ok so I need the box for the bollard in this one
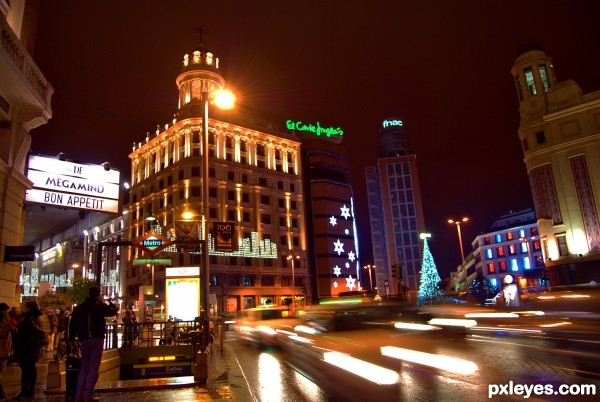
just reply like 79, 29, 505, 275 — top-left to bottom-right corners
194, 350, 208, 382
46, 359, 65, 389
218, 324, 224, 351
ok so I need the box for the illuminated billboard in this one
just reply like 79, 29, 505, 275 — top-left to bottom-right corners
25, 155, 120, 213
166, 275, 200, 321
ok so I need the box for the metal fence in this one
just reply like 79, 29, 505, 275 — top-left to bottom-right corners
104, 320, 209, 350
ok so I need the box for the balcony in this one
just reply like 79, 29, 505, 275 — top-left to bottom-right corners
0, 15, 53, 128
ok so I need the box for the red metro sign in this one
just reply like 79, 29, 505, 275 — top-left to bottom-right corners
132, 231, 172, 256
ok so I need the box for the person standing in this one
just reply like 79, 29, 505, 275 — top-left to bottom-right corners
121, 310, 133, 351
12, 301, 44, 401
69, 286, 117, 402
37, 310, 51, 353
46, 310, 58, 352
0, 303, 13, 401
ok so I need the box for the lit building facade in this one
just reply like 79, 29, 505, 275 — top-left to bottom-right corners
511, 44, 600, 285
299, 136, 361, 300
366, 118, 426, 300
127, 43, 307, 316
0, 1, 53, 305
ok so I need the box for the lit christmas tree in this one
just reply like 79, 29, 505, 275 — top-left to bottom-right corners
417, 233, 444, 305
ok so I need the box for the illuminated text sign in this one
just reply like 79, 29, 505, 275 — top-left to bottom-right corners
286, 120, 343, 138
382, 119, 403, 129
25, 155, 120, 213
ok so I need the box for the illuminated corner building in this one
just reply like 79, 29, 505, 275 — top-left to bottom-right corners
511, 43, 600, 285
297, 130, 361, 299
366, 118, 426, 301
450, 208, 544, 293
127, 42, 307, 316
0, 2, 53, 305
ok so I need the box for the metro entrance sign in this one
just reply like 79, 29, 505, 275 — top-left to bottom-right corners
132, 231, 172, 256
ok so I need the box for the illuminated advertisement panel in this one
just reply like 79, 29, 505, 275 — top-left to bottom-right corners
166, 277, 199, 321
25, 155, 120, 213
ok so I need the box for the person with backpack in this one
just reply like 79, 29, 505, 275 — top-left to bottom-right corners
12, 301, 45, 401
69, 286, 117, 402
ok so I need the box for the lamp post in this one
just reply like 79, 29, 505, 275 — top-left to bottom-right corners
448, 217, 469, 264
365, 264, 375, 290
287, 255, 300, 314
201, 87, 235, 348
82, 229, 89, 280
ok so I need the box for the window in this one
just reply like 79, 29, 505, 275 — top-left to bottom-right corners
487, 262, 495, 274
520, 242, 528, 253
523, 257, 531, 269
484, 236, 491, 245
242, 275, 255, 286
495, 234, 502, 243
259, 178, 267, 186
518, 229, 525, 238
556, 234, 569, 257
261, 214, 271, 224
497, 247, 505, 257
486, 249, 493, 259
531, 227, 538, 236
242, 174, 248, 183
209, 187, 217, 198
291, 201, 297, 210
499, 261, 507, 272
243, 212, 250, 222
227, 210, 235, 220
278, 199, 285, 208
281, 277, 290, 287
228, 276, 239, 286
508, 244, 516, 255
506, 232, 513, 240
539, 65, 550, 92
228, 190, 235, 201
242, 193, 250, 203
524, 68, 537, 95
261, 276, 275, 286
535, 131, 546, 145
260, 195, 270, 205
256, 144, 266, 156
228, 171, 235, 181
192, 167, 200, 176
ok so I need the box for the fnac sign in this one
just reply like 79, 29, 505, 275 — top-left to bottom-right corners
133, 231, 172, 255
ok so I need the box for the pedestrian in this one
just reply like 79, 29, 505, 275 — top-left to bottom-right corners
37, 309, 51, 352
0, 303, 14, 401
12, 301, 45, 401
69, 286, 118, 402
121, 310, 133, 351
47, 310, 58, 352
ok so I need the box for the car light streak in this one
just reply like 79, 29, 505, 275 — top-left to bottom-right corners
539, 321, 572, 328
322, 352, 400, 385
470, 326, 542, 333
394, 322, 439, 331
465, 312, 519, 318
257, 325, 277, 335
428, 318, 477, 327
381, 346, 478, 375
294, 325, 321, 335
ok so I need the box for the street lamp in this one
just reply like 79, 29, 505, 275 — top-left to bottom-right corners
82, 229, 89, 279
364, 264, 376, 290
448, 217, 469, 264
201, 87, 235, 348
287, 255, 300, 314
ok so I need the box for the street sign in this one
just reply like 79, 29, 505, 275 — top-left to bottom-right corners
132, 231, 172, 255
3, 246, 36, 262
132, 259, 172, 265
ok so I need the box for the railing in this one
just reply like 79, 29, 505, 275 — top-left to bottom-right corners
103, 320, 209, 351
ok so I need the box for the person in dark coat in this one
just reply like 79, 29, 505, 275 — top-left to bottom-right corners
12, 301, 44, 401
69, 286, 117, 402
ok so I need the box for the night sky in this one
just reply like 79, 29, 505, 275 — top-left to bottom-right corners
30, 1, 600, 278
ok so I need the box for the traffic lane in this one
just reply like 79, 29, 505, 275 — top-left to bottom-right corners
278, 326, 600, 401
232, 339, 332, 402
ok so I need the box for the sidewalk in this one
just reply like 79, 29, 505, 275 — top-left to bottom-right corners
1, 339, 252, 402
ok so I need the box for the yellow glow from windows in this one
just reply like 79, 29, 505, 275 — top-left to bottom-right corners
570, 229, 589, 255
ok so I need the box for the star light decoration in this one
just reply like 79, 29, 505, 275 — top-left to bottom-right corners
329, 202, 360, 292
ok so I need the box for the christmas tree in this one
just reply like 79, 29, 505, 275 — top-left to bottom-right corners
417, 233, 444, 305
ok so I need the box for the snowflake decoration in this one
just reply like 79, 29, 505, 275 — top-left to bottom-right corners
333, 281, 339, 288
333, 239, 344, 255
333, 265, 342, 277
340, 204, 351, 220
347, 251, 356, 262
345, 275, 356, 291
344, 229, 349, 235
329, 216, 337, 226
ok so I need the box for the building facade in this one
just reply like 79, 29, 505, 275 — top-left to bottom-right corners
0, 1, 53, 305
366, 118, 426, 300
127, 43, 308, 317
300, 137, 361, 300
511, 44, 600, 285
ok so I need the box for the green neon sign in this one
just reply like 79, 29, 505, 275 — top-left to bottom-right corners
286, 120, 344, 138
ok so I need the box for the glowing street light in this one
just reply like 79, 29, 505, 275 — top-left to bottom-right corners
448, 217, 469, 264
365, 264, 376, 290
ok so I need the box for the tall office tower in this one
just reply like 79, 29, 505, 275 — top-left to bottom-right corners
0, 2, 53, 305
298, 131, 360, 300
366, 118, 426, 300
511, 43, 600, 285
127, 42, 308, 317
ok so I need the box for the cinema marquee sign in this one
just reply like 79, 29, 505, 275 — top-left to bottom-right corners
25, 155, 120, 213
